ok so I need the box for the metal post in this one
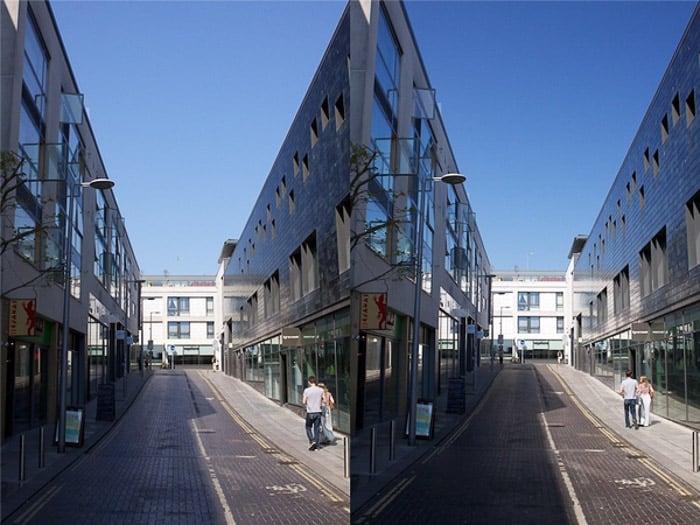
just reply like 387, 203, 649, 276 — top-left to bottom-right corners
369, 426, 377, 475
389, 420, 396, 461
693, 431, 699, 473
58, 182, 76, 454
19, 434, 25, 483
409, 177, 428, 447
38, 426, 45, 468
343, 436, 350, 478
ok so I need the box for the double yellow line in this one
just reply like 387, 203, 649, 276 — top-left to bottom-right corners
197, 372, 347, 508
550, 367, 700, 510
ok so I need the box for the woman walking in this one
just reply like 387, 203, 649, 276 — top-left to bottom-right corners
637, 376, 654, 427
318, 382, 336, 444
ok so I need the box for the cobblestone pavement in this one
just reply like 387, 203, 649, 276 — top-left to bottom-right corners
5, 371, 349, 524
351, 364, 700, 524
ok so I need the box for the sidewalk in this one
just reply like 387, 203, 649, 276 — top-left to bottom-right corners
350, 361, 700, 514
198, 369, 350, 499
350, 362, 502, 513
549, 363, 700, 493
1, 367, 154, 522
1, 366, 350, 523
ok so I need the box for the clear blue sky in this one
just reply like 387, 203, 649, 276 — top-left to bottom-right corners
51, 1, 697, 275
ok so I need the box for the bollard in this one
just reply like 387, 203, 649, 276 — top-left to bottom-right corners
389, 420, 396, 461
369, 427, 377, 475
19, 433, 26, 483
39, 426, 45, 469
343, 436, 350, 478
693, 431, 699, 473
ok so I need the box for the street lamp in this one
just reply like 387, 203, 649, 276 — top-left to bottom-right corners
122, 279, 144, 397
498, 304, 511, 362
58, 177, 115, 453
408, 172, 466, 446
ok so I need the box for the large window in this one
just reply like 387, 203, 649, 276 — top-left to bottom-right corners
167, 321, 190, 339
518, 316, 540, 333
639, 228, 668, 296
613, 266, 630, 313
167, 297, 190, 316
518, 292, 540, 311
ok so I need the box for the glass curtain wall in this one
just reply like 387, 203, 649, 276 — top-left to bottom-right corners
241, 309, 351, 433
588, 304, 700, 428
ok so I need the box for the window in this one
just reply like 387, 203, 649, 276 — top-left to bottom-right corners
556, 292, 564, 311
310, 118, 318, 147
336, 198, 351, 274
672, 92, 681, 125
652, 150, 659, 176
264, 272, 280, 317
301, 233, 318, 294
335, 93, 345, 130
613, 266, 630, 313
246, 294, 258, 328
518, 316, 540, 334
640, 228, 668, 295
207, 322, 215, 338
517, 292, 539, 311
687, 89, 696, 126
168, 321, 190, 339
289, 249, 302, 302
556, 317, 564, 334
661, 114, 669, 143
206, 297, 214, 315
321, 96, 330, 130
293, 152, 300, 177
644, 148, 650, 172
596, 288, 608, 325
289, 190, 295, 214
639, 185, 645, 208
302, 154, 309, 180
686, 189, 700, 269
167, 297, 189, 316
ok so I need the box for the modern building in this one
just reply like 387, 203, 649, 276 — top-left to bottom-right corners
140, 275, 218, 367
217, 0, 493, 437
490, 270, 568, 362
1, 0, 140, 441
570, 5, 700, 429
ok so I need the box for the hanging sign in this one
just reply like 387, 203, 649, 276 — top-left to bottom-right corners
360, 293, 389, 330
9, 299, 37, 336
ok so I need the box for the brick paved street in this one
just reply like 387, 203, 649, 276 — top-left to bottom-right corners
352, 365, 700, 524
5, 371, 348, 525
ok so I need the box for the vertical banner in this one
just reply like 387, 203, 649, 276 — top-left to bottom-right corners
360, 293, 388, 330
9, 299, 37, 336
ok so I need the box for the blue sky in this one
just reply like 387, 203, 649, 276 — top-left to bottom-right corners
51, 0, 697, 275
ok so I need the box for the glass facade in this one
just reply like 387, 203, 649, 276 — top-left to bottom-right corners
240, 309, 351, 433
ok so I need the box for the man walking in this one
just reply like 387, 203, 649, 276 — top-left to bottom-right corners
619, 369, 639, 429
303, 376, 324, 450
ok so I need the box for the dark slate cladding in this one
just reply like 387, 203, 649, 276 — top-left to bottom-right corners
573, 5, 700, 339
224, 11, 351, 339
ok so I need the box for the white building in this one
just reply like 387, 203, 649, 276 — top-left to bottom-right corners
491, 270, 568, 362
140, 275, 218, 366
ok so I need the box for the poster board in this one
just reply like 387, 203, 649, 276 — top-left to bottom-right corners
405, 400, 435, 439
54, 406, 86, 447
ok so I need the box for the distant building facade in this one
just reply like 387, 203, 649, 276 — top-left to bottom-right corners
140, 275, 218, 367
570, 5, 700, 429
1, 0, 140, 441
218, 1, 493, 436
490, 271, 568, 362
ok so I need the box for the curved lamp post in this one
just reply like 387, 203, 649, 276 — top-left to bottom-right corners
58, 177, 115, 453
408, 172, 465, 446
